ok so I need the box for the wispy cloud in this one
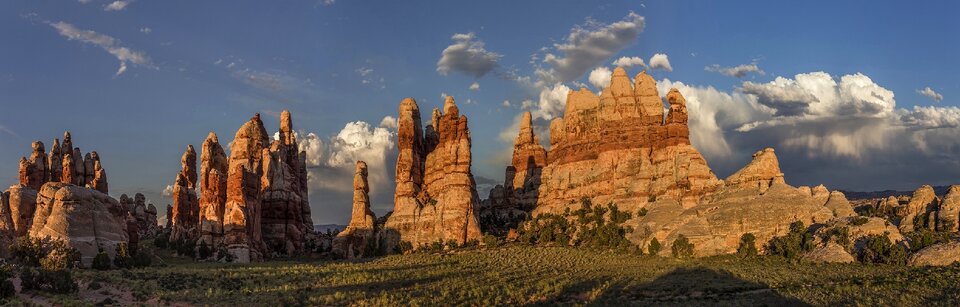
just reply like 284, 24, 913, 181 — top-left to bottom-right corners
705, 62, 764, 78
47, 21, 153, 77
104, 0, 133, 11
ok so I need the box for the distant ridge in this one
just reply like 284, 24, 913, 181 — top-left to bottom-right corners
839, 186, 952, 200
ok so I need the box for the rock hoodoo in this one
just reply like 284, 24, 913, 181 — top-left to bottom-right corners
170, 111, 312, 262
198, 132, 229, 248
384, 96, 482, 248
121, 193, 160, 238
170, 145, 200, 243
333, 161, 377, 258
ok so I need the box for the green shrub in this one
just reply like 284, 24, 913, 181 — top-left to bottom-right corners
20, 267, 77, 294
430, 240, 444, 252
850, 216, 869, 226
113, 243, 131, 268
197, 240, 212, 260
737, 233, 758, 258
648, 238, 662, 256
92, 249, 112, 270
904, 229, 951, 253
176, 238, 196, 258
858, 233, 908, 265
39, 240, 81, 270
215, 246, 236, 263
481, 234, 501, 248
9, 236, 47, 267
445, 240, 459, 250
0, 265, 14, 299
671, 235, 694, 258
131, 251, 152, 268
637, 208, 648, 217
154, 231, 169, 249
394, 241, 413, 254
826, 226, 851, 248
767, 221, 814, 260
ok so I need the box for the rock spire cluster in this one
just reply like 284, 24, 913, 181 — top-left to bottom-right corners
384, 96, 482, 248
168, 110, 312, 262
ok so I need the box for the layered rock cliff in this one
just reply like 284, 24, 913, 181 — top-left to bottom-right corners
535, 68, 722, 215
521, 67, 856, 256
384, 97, 482, 248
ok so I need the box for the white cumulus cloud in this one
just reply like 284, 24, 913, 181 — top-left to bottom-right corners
612, 56, 646, 68
104, 0, 133, 11
469, 82, 480, 91
648, 53, 672, 71
588, 66, 612, 90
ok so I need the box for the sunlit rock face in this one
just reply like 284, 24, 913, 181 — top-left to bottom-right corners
524, 67, 855, 257
333, 161, 377, 258
385, 96, 482, 249
535, 68, 721, 215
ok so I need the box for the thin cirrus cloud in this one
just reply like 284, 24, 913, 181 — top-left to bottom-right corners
436, 32, 501, 79
47, 21, 153, 77
917, 87, 943, 102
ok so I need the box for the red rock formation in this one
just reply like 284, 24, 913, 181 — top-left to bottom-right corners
6, 185, 38, 237
333, 161, 377, 258
261, 110, 312, 256
121, 193, 160, 238
385, 97, 482, 248
48, 138, 62, 183
198, 132, 228, 247
536, 68, 722, 214
18, 141, 48, 190
170, 145, 199, 242
0, 191, 14, 257
223, 113, 270, 262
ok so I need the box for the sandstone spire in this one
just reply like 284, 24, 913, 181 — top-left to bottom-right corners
198, 132, 228, 247
48, 138, 62, 183
937, 185, 960, 232
61, 152, 75, 184
223, 113, 270, 262
18, 141, 48, 190
333, 160, 377, 258
170, 145, 200, 242
261, 110, 312, 256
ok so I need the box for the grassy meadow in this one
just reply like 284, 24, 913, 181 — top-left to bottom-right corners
5, 243, 959, 306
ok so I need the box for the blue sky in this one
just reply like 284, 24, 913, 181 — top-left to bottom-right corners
2, 1, 959, 224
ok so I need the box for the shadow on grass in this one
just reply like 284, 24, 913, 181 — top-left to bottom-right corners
550, 266, 808, 306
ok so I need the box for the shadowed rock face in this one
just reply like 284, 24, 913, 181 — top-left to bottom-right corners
385, 97, 482, 248
170, 145, 199, 243
333, 161, 377, 258
120, 193, 160, 238
167, 111, 312, 262
480, 111, 547, 233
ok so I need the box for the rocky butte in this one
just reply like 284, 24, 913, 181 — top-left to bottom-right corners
1, 132, 131, 266
384, 96, 482, 249
487, 67, 867, 257
167, 110, 312, 262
